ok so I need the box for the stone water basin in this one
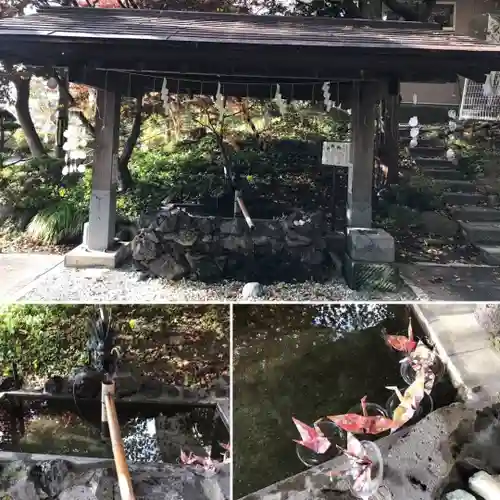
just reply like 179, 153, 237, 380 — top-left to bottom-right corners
233, 304, 457, 498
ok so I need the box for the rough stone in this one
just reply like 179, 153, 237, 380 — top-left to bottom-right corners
473, 304, 500, 337
148, 255, 190, 280
131, 232, 158, 262
174, 229, 198, 246
241, 403, 477, 500
241, 282, 264, 299
0, 459, 229, 500
131, 207, 342, 283
346, 228, 395, 262
444, 489, 476, 500
285, 231, 313, 247
419, 211, 459, 237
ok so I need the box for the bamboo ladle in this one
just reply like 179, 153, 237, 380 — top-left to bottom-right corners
102, 382, 136, 500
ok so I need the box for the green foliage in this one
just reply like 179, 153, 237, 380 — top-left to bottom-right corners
266, 108, 349, 141
26, 198, 88, 244
1, 107, 349, 242
0, 305, 229, 383
0, 305, 88, 377
0, 157, 65, 225
378, 174, 443, 213
9, 128, 30, 155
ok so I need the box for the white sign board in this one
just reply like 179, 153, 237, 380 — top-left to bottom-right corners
322, 141, 352, 167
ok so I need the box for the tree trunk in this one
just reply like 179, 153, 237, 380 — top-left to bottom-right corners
13, 76, 45, 158
55, 73, 69, 159
117, 93, 143, 192
383, 95, 400, 185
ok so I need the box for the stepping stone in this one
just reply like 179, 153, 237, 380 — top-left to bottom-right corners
451, 206, 500, 222
459, 221, 500, 245
443, 192, 486, 206
400, 136, 444, 147
477, 245, 500, 265
421, 167, 463, 180
432, 179, 478, 193
411, 146, 446, 158
414, 157, 452, 167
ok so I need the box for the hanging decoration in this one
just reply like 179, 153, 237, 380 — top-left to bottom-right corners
273, 84, 287, 116
263, 108, 271, 128
483, 73, 494, 97
446, 109, 457, 161
214, 81, 226, 120
62, 113, 90, 176
408, 115, 419, 148
161, 78, 171, 114
322, 81, 333, 112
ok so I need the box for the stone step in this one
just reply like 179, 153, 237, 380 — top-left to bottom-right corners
443, 192, 487, 206
421, 167, 463, 180
451, 206, 500, 222
400, 133, 444, 142
477, 245, 500, 265
411, 146, 446, 158
400, 137, 444, 148
413, 157, 452, 167
432, 179, 478, 193
460, 221, 500, 244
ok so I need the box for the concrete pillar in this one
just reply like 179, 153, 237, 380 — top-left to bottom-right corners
87, 89, 120, 251
347, 82, 379, 228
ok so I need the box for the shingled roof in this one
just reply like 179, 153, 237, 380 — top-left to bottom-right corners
0, 7, 497, 52
0, 7, 499, 87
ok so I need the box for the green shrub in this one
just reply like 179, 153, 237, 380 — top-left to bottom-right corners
26, 198, 88, 244
0, 305, 88, 377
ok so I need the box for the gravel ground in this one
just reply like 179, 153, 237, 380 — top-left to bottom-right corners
18, 262, 416, 302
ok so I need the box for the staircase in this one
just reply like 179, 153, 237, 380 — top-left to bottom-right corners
400, 126, 500, 265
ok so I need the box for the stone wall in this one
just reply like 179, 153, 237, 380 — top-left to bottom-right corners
0, 457, 229, 500
131, 206, 338, 283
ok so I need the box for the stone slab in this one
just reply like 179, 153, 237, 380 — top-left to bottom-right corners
422, 168, 463, 180
400, 263, 500, 301
413, 304, 500, 402
443, 192, 486, 206
343, 254, 401, 292
460, 221, 500, 245
0, 253, 63, 302
432, 179, 477, 193
64, 242, 131, 269
346, 227, 395, 262
411, 146, 446, 158
477, 245, 500, 265
415, 157, 453, 167
451, 206, 500, 223
240, 404, 476, 500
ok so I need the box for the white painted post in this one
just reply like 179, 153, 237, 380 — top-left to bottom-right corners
347, 82, 379, 228
87, 89, 120, 251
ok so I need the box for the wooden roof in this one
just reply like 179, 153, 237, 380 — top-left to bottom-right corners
0, 7, 497, 52
0, 7, 499, 95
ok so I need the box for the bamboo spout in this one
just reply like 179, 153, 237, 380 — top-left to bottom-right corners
102, 382, 136, 500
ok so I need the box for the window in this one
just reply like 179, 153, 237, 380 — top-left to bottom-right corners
429, 2, 456, 31
381, 1, 456, 31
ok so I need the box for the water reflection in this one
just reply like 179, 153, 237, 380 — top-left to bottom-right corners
0, 399, 220, 464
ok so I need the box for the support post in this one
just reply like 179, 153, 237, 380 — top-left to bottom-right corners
87, 89, 120, 251
343, 82, 401, 292
347, 82, 378, 228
